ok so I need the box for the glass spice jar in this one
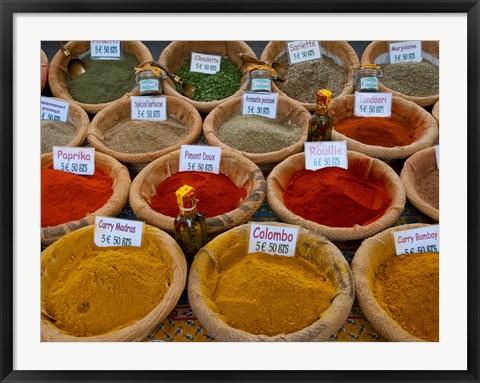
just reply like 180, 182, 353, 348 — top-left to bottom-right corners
247, 65, 276, 93
307, 89, 333, 142
135, 63, 164, 96
353, 64, 383, 92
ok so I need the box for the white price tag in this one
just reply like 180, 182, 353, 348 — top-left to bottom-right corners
390, 40, 422, 63
354, 91, 392, 118
393, 225, 439, 256
53, 147, 95, 175
287, 40, 321, 64
94, 216, 144, 247
248, 223, 299, 257
130, 96, 167, 121
435, 145, 439, 169
90, 40, 122, 59
190, 52, 221, 74
179, 145, 221, 174
304, 141, 348, 170
241, 91, 278, 119
40, 97, 69, 122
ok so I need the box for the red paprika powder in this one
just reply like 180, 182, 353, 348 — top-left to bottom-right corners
150, 171, 247, 218
334, 117, 415, 147
284, 167, 391, 227
41, 168, 113, 227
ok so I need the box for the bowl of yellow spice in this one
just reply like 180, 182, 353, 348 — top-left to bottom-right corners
41, 224, 187, 342
188, 224, 354, 341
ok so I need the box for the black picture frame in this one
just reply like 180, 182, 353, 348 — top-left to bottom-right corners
1, 1, 479, 382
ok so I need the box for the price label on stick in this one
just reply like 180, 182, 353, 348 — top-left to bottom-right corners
287, 40, 321, 64
179, 145, 221, 174
90, 40, 122, 59
354, 91, 392, 118
248, 223, 299, 257
53, 147, 95, 175
389, 40, 422, 64
190, 52, 221, 74
94, 216, 144, 247
40, 97, 69, 122
393, 225, 439, 256
241, 91, 278, 119
304, 141, 348, 170
130, 96, 167, 121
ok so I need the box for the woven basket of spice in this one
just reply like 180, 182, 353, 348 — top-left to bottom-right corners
188, 223, 354, 341
400, 147, 439, 222
432, 100, 439, 123
41, 98, 89, 154
158, 41, 255, 114
41, 151, 131, 248
361, 41, 439, 107
267, 151, 406, 241
129, 148, 266, 236
330, 94, 439, 161
87, 96, 202, 174
260, 41, 359, 112
49, 41, 153, 115
41, 49, 49, 92
203, 95, 309, 176
41, 224, 187, 342
351, 223, 439, 341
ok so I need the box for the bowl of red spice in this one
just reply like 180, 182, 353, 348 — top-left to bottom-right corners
330, 94, 439, 161
267, 151, 406, 241
351, 223, 439, 342
41, 151, 131, 248
129, 148, 267, 236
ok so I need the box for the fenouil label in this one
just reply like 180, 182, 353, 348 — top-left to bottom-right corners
94, 216, 144, 247
393, 225, 439, 256
179, 145, 221, 174
248, 223, 299, 257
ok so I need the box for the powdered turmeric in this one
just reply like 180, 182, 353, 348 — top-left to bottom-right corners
373, 252, 439, 341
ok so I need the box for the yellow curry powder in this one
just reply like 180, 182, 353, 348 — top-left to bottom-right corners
212, 252, 336, 336
45, 248, 171, 337
373, 252, 439, 341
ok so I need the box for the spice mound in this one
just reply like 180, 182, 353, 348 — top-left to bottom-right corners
66, 52, 139, 104
41, 120, 77, 154
334, 117, 415, 147
103, 117, 188, 154
211, 251, 336, 336
276, 54, 347, 103
417, 167, 439, 210
41, 168, 113, 227
45, 247, 171, 337
176, 57, 242, 102
284, 167, 391, 227
373, 251, 439, 341
150, 171, 247, 218
379, 59, 439, 97
218, 114, 303, 153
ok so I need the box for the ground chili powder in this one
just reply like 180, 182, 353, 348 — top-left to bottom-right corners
284, 166, 391, 227
150, 171, 247, 218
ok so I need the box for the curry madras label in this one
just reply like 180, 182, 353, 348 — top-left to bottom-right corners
286, 40, 321, 64
241, 91, 278, 119
94, 216, 144, 247
247, 222, 299, 257
130, 96, 167, 121
90, 40, 122, 59
304, 141, 348, 170
354, 91, 392, 118
40, 97, 69, 122
179, 145, 221, 174
190, 52, 221, 74
53, 147, 95, 175
393, 225, 439, 256
389, 40, 422, 63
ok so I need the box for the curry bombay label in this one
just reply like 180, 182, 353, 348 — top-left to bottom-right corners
354, 91, 392, 118
286, 40, 321, 64
304, 141, 348, 171
130, 96, 167, 121
53, 147, 95, 175
179, 145, 221, 174
241, 91, 278, 119
248, 223, 299, 257
94, 216, 144, 247
389, 40, 422, 64
90, 40, 122, 59
40, 97, 69, 122
393, 225, 439, 256
190, 52, 221, 74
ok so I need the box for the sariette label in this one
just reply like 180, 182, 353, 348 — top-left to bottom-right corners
248, 223, 299, 257
130, 96, 167, 121
94, 216, 144, 247
53, 147, 95, 175
90, 40, 122, 59
40, 97, 69, 122
389, 40, 422, 64
190, 52, 221, 74
241, 91, 278, 119
286, 40, 321, 64
393, 225, 439, 256
354, 91, 392, 118
179, 145, 221, 174
304, 141, 348, 171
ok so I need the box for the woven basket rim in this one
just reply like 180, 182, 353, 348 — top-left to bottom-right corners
432, 100, 439, 123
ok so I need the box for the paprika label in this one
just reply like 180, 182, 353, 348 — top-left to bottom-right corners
53, 147, 95, 175
179, 145, 221, 174
393, 225, 439, 256
130, 96, 167, 121
354, 91, 392, 118
247, 222, 299, 257
389, 40, 422, 64
241, 91, 278, 119
304, 141, 348, 170
90, 40, 122, 59
286, 40, 321, 64
41, 97, 69, 122
190, 52, 221, 74
94, 216, 144, 247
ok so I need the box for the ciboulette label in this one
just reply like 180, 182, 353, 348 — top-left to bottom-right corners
190, 52, 221, 74
94, 216, 144, 247
304, 141, 348, 170
389, 40, 422, 64
90, 40, 122, 59
248, 223, 299, 257
287, 40, 321, 64
354, 91, 392, 118
179, 145, 221, 174
393, 225, 439, 256
53, 147, 95, 175
241, 91, 278, 119
40, 97, 69, 122
130, 96, 167, 121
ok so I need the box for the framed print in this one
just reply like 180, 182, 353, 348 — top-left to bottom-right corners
1, 1, 479, 382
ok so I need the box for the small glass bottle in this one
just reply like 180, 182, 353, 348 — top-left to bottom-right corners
353, 64, 383, 92
135, 64, 163, 96
307, 89, 334, 142
247, 65, 276, 93
174, 185, 207, 269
